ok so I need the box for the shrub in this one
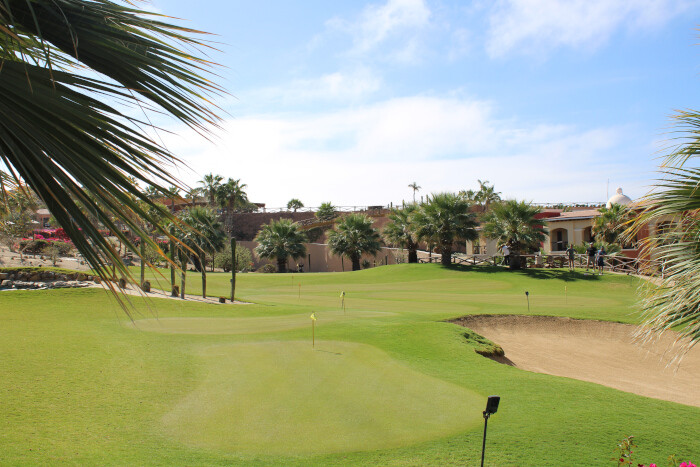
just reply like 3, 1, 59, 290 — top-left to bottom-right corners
19, 239, 48, 254
258, 263, 276, 273
215, 244, 253, 272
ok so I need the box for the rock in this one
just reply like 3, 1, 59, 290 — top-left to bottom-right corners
29, 274, 41, 282
93, 277, 101, 284
77, 273, 86, 281
171, 285, 179, 297
0, 273, 7, 280
54, 281, 67, 288
118, 277, 127, 289
141, 281, 151, 293
219, 297, 226, 303
1, 280, 12, 287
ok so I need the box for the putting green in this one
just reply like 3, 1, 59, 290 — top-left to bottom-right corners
130, 310, 393, 335
161, 340, 483, 454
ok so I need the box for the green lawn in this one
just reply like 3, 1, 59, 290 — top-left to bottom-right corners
1, 264, 698, 466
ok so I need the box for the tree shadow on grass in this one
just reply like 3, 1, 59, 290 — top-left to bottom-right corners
445, 264, 601, 282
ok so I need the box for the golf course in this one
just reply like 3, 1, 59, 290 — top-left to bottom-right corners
1, 264, 698, 465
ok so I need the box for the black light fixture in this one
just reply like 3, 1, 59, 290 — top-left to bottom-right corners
481, 395, 500, 467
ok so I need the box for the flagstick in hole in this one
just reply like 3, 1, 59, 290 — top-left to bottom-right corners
525, 291, 530, 313
310, 312, 316, 348
298, 282, 301, 299
340, 291, 346, 314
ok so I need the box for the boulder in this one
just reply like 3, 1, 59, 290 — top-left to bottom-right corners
1, 280, 12, 287
76, 273, 87, 281
0, 273, 7, 280
141, 281, 151, 293
219, 297, 226, 303
29, 274, 41, 282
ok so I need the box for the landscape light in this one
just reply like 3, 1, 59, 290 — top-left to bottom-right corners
481, 395, 500, 467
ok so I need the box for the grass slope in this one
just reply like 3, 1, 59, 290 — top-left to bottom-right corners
0, 264, 697, 466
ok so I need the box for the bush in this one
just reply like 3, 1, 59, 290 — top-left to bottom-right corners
214, 243, 253, 272
258, 263, 276, 273
19, 239, 48, 254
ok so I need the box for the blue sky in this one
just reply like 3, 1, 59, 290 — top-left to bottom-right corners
150, 0, 700, 208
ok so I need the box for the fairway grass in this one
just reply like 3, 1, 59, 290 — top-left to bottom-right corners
131, 310, 394, 334
1, 264, 698, 465
162, 340, 482, 454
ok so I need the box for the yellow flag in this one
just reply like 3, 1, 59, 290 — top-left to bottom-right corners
340, 291, 345, 298
310, 313, 317, 321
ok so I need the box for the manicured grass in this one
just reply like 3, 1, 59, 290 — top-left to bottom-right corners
0, 264, 698, 466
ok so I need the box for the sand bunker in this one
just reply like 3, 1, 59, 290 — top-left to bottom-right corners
453, 315, 700, 407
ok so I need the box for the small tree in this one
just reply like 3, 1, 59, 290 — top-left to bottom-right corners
382, 205, 419, 263
316, 202, 337, 221
0, 210, 34, 262
593, 204, 632, 245
482, 200, 547, 269
327, 214, 381, 271
412, 193, 478, 266
287, 198, 304, 212
254, 219, 307, 273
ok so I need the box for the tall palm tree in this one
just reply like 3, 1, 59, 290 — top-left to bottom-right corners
476, 180, 501, 213
382, 205, 419, 263
216, 178, 249, 213
254, 219, 307, 273
328, 214, 382, 271
408, 182, 421, 204
412, 193, 478, 266
482, 200, 547, 269
627, 108, 700, 353
593, 204, 632, 245
177, 207, 226, 298
199, 173, 224, 207
0, 1, 222, 293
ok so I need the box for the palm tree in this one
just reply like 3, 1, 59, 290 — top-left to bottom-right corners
476, 180, 501, 213
254, 219, 307, 273
287, 198, 304, 212
382, 205, 419, 263
316, 202, 337, 221
177, 207, 226, 298
0, 1, 222, 292
408, 182, 421, 204
216, 178, 249, 213
626, 108, 700, 353
143, 186, 162, 201
328, 214, 382, 271
412, 193, 478, 266
593, 204, 632, 245
482, 200, 547, 269
165, 186, 181, 210
199, 174, 224, 207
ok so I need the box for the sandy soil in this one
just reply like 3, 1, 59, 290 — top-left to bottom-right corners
453, 315, 700, 407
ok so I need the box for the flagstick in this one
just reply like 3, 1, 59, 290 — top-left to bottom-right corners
312, 319, 315, 348
565, 286, 568, 306
298, 283, 301, 299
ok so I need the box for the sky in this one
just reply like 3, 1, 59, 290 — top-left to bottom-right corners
149, 0, 700, 208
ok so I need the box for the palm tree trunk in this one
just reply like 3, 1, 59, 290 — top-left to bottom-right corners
140, 240, 145, 286
201, 252, 207, 298
407, 239, 418, 263
277, 257, 287, 273
180, 252, 187, 299
351, 255, 361, 271
170, 239, 176, 296
441, 246, 452, 266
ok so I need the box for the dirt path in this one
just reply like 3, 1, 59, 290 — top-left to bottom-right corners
453, 315, 700, 407
88, 282, 251, 305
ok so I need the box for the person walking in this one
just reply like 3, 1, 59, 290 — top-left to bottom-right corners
565, 244, 576, 271
597, 245, 606, 275
501, 243, 510, 266
586, 242, 597, 272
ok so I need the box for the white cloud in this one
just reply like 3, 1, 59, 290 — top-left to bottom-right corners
486, 0, 697, 57
327, 0, 431, 62
161, 95, 653, 208
249, 68, 382, 105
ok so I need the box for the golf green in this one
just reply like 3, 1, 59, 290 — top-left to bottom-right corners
130, 310, 394, 334
161, 340, 483, 454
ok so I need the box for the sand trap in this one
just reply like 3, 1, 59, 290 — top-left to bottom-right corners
453, 315, 700, 407
130, 310, 394, 335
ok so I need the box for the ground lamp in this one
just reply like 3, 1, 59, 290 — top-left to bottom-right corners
480, 395, 500, 467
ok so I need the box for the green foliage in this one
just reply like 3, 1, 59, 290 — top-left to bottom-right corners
316, 202, 337, 221
258, 263, 277, 273
383, 205, 419, 262
215, 178, 250, 211
287, 198, 304, 212
627, 108, 700, 353
594, 204, 633, 245
0, 1, 221, 289
254, 219, 307, 273
412, 192, 478, 266
327, 213, 381, 271
19, 239, 73, 256
215, 243, 253, 272
461, 330, 504, 358
482, 199, 547, 256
